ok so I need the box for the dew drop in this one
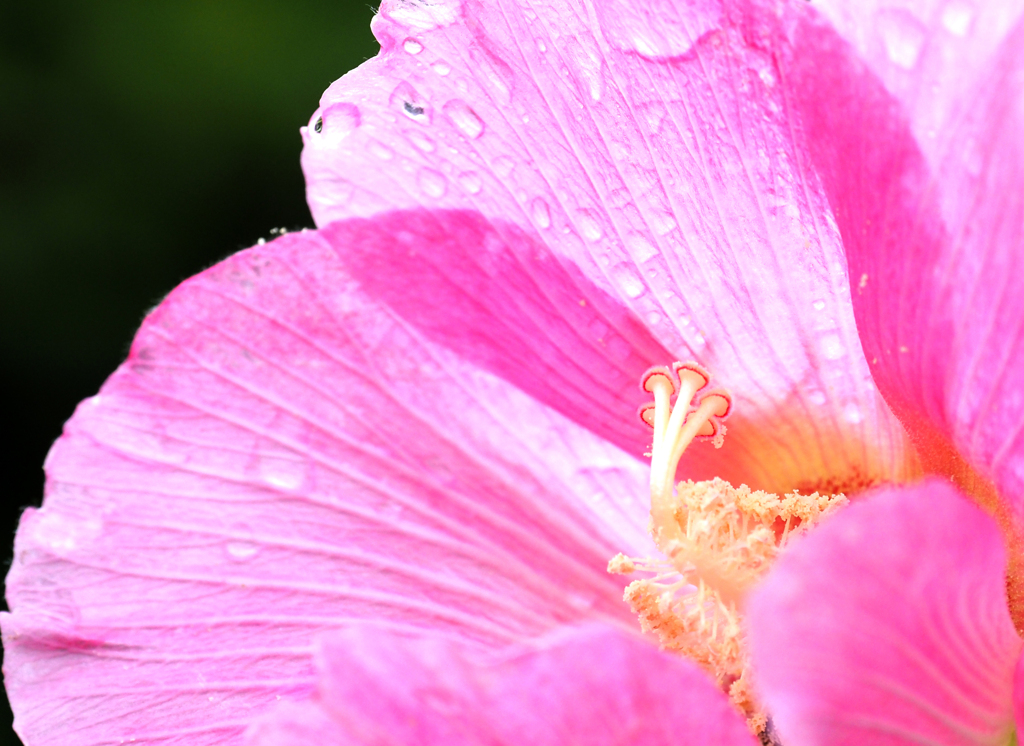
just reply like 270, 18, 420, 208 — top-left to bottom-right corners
33, 512, 101, 556
843, 402, 864, 424
390, 81, 432, 124
458, 170, 482, 194
226, 542, 259, 561
820, 334, 846, 361
626, 232, 657, 263
443, 99, 484, 139
370, 140, 394, 160
812, 299, 826, 311
418, 167, 448, 198
567, 591, 596, 611
941, 1, 974, 36
651, 211, 678, 236
261, 462, 304, 490
432, 61, 451, 76
406, 129, 436, 152
403, 37, 424, 54
611, 263, 645, 298
326, 179, 354, 206
878, 9, 927, 69
309, 103, 360, 145
577, 210, 604, 242
492, 155, 515, 178
470, 47, 513, 103
530, 197, 551, 228
594, 0, 721, 60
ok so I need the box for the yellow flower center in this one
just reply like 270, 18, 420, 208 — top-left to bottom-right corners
609, 362, 848, 739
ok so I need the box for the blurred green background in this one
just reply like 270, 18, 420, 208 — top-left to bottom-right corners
0, 1, 378, 742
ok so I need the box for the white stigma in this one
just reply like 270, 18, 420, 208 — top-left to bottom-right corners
639, 363, 732, 545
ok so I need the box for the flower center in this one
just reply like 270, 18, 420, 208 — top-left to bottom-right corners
609, 362, 848, 739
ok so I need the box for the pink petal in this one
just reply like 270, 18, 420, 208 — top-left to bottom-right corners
2, 227, 653, 746
748, 479, 1022, 745
246, 624, 757, 746
319, 209, 673, 460
300, 0, 918, 493
780, 1, 1024, 509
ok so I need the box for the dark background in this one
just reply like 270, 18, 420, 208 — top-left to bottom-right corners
0, 2, 378, 742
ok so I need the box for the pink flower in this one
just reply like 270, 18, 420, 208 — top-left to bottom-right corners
4, 0, 1023, 744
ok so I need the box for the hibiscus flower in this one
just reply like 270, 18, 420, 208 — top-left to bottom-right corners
4, 0, 1024, 744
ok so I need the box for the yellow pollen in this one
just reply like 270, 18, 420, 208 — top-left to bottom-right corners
612, 363, 848, 740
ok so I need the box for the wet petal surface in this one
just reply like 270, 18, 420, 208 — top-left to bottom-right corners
2, 227, 652, 746
787, 0, 1024, 512
302, 0, 918, 493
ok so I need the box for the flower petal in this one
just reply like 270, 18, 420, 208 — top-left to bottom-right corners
246, 624, 757, 746
2, 226, 652, 746
748, 479, 1021, 745
300, 0, 918, 493
320, 209, 673, 460
781, 1, 1024, 509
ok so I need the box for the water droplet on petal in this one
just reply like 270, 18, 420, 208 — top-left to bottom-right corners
651, 211, 678, 235
391, 81, 432, 124
941, 1, 974, 36
611, 263, 646, 298
530, 197, 551, 228
370, 140, 394, 160
812, 299, 826, 311
469, 46, 513, 103
626, 232, 657, 262
577, 210, 604, 242
33, 512, 102, 556
443, 99, 484, 139
594, 0, 721, 60
406, 129, 436, 152
403, 37, 424, 54
432, 61, 451, 76
261, 460, 304, 489
492, 155, 515, 178
418, 167, 448, 198
226, 542, 259, 561
820, 334, 846, 360
878, 9, 926, 69
458, 170, 482, 194
843, 402, 864, 424
324, 179, 354, 206
309, 103, 360, 145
